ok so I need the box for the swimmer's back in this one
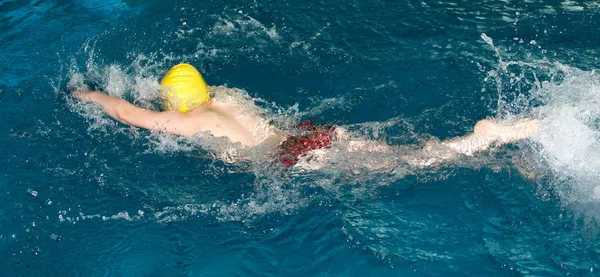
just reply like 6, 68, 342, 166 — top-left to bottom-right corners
186, 99, 280, 146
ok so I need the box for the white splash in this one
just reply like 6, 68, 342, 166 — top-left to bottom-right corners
529, 65, 600, 205
482, 34, 600, 217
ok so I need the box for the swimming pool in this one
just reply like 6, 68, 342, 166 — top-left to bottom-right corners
2, 0, 600, 275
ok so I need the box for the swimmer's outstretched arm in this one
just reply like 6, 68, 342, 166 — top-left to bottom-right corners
72, 91, 199, 136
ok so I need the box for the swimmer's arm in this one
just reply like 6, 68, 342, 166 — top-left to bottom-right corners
72, 91, 197, 136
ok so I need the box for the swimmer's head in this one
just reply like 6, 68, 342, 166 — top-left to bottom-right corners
160, 63, 210, 113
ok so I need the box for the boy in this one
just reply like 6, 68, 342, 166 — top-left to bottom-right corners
72, 64, 539, 169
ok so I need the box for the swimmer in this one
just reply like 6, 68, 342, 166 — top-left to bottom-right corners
72, 63, 539, 169
73, 64, 282, 146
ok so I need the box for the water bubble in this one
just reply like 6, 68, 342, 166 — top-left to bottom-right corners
27, 188, 38, 197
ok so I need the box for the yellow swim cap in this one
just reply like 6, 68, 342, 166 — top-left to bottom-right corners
160, 63, 210, 113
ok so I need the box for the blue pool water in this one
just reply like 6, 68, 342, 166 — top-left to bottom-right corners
2, 0, 600, 275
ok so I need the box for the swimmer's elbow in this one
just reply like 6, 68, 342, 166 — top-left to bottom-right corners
113, 105, 142, 127
114, 108, 131, 125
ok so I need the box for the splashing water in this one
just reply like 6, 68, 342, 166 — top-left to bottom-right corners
532, 66, 600, 206
61, 39, 398, 223
62, 26, 600, 228
482, 33, 600, 220
62, 55, 435, 224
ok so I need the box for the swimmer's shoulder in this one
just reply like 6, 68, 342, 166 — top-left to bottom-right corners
209, 86, 248, 100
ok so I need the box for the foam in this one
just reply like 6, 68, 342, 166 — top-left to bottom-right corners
57, 210, 145, 223
482, 33, 600, 220
209, 13, 279, 41
530, 67, 600, 204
